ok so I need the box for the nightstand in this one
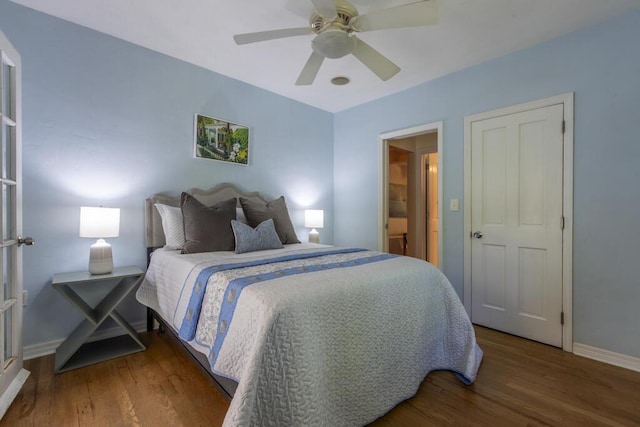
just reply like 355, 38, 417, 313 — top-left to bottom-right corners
52, 266, 146, 373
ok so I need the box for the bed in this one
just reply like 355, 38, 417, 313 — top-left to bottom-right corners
136, 183, 482, 427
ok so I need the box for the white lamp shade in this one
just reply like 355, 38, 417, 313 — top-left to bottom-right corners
305, 210, 324, 229
80, 206, 120, 274
79, 207, 120, 238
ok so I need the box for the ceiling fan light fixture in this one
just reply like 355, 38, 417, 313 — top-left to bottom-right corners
233, 0, 440, 86
311, 29, 355, 59
331, 76, 350, 85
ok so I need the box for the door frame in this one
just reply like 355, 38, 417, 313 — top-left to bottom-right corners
463, 93, 574, 352
378, 121, 443, 269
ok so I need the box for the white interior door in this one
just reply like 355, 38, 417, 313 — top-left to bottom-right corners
470, 104, 564, 347
0, 29, 29, 418
426, 153, 438, 266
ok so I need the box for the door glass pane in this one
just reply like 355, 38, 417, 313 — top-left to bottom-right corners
3, 304, 13, 364
3, 247, 11, 301
4, 306, 15, 367
0, 310, 3, 367
2, 184, 13, 241
1, 60, 11, 119
1, 122, 13, 180
0, 124, 4, 180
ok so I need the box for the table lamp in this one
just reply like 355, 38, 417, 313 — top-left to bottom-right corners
80, 206, 120, 275
305, 209, 324, 244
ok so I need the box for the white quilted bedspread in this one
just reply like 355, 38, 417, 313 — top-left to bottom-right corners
138, 245, 482, 426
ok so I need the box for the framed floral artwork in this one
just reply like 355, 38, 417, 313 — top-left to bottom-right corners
194, 114, 249, 165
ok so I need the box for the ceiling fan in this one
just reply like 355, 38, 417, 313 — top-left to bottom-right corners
233, 0, 438, 85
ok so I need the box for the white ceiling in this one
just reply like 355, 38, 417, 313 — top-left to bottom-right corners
10, 0, 640, 112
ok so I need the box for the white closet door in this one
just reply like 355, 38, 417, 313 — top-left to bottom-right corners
470, 103, 564, 347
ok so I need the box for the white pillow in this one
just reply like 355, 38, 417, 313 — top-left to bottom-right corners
236, 206, 248, 224
155, 203, 185, 250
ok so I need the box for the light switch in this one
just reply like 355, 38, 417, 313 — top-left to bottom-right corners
449, 199, 459, 211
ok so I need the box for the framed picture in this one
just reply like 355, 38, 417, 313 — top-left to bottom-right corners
194, 114, 249, 165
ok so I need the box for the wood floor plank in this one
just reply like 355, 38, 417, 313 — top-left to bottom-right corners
3, 326, 640, 426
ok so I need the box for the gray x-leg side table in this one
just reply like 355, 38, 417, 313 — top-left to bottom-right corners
52, 266, 146, 373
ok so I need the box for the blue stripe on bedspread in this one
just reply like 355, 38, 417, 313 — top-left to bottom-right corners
178, 248, 367, 341
207, 252, 398, 369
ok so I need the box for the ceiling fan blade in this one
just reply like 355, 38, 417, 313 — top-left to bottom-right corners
352, 0, 438, 32
295, 52, 325, 85
310, 0, 337, 18
352, 38, 400, 81
234, 27, 311, 45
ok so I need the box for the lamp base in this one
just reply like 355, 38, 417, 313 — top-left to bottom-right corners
88, 238, 114, 275
308, 229, 320, 244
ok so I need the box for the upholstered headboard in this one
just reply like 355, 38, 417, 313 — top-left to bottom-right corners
145, 182, 268, 249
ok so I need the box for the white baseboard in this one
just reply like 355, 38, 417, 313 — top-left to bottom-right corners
24, 320, 148, 361
573, 342, 640, 373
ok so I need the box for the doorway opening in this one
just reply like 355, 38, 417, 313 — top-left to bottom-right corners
379, 122, 443, 268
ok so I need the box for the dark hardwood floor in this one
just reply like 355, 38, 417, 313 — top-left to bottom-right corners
4, 326, 640, 426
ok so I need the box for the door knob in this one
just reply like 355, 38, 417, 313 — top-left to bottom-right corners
472, 231, 483, 239
17, 236, 35, 246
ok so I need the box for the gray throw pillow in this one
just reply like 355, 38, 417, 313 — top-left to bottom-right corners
239, 196, 301, 244
181, 192, 237, 253
231, 219, 284, 254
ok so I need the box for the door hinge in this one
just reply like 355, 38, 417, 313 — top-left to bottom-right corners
561, 311, 565, 325
561, 216, 565, 230
562, 120, 566, 134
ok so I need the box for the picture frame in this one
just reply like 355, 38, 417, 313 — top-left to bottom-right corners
194, 114, 249, 165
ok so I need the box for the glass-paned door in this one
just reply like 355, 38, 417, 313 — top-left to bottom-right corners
0, 28, 29, 419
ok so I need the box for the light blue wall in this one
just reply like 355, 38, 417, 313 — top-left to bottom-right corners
334, 11, 640, 358
0, 2, 334, 348
1, 1, 638, 360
